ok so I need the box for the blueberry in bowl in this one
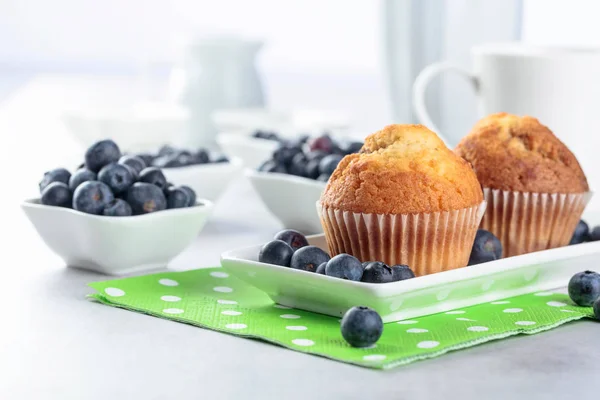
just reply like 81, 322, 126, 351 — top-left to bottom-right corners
39, 168, 71, 193
73, 181, 115, 215
98, 163, 135, 194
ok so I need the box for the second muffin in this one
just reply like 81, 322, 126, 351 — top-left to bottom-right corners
318, 124, 486, 276
455, 113, 591, 257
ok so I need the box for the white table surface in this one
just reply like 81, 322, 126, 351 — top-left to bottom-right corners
1, 75, 599, 400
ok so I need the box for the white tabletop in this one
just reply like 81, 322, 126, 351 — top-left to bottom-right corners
1, 75, 599, 400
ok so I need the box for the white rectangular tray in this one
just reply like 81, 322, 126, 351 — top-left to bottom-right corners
220, 234, 600, 322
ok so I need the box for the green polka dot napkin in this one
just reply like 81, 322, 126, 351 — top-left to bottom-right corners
88, 268, 595, 369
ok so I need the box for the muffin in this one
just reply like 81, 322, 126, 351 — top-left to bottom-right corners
455, 113, 591, 257
318, 124, 486, 276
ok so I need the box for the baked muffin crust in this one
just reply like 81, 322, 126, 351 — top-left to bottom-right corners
455, 113, 589, 193
320, 124, 483, 214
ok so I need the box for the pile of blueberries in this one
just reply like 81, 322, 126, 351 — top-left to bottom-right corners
39, 139, 198, 217
259, 229, 416, 284
257, 134, 363, 182
141, 145, 229, 169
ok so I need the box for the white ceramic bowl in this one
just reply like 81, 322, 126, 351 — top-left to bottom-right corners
246, 169, 326, 234
22, 199, 213, 275
161, 157, 244, 201
62, 102, 189, 152
216, 132, 279, 169
221, 233, 600, 322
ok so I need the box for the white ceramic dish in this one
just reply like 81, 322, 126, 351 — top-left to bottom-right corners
161, 157, 243, 201
22, 199, 213, 276
221, 234, 600, 322
62, 102, 189, 152
246, 169, 326, 234
216, 132, 279, 169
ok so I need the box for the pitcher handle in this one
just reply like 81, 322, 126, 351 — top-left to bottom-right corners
412, 62, 479, 146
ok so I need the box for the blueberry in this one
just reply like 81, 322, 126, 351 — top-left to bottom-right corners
258, 160, 287, 173
84, 139, 121, 172
319, 154, 344, 176
119, 155, 147, 175
98, 163, 135, 194
258, 240, 294, 267
308, 135, 334, 153
125, 182, 167, 215
570, 220, 590, 245
391, 264, 415, 281
568, 270, 600, 306
468, 229, 502, 265
316, 174, 331, 182
316, 262, 327, 275
73, 181, 114, 215
179, 185, 197, 207
158, 145, 176, 156
39, 168, 71, 193
306, 150, 327, 162
273, 229, 309, 250
136, 153, 155, 166
594, 298, 600, 321
68, 168, 97, 190
273, 144, 303, 167
325, 253, 363, 281
138, 167, 167, 190
361, 261, 394, 283
165, 187, 190, 209
41, 182, 72, 208
102, 198, 132, 217
590, 226, 600, 242
196, 149, 210, 164
211, 153, 229, 163
340, 306, 383, 348
121, 163, 139, 180
341, 141, 363, 154
290, 246, 331, 273
304, 158, 321, 179
288, 153, 307, 177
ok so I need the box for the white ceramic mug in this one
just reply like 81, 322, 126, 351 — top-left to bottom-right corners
413, 43, 600, 201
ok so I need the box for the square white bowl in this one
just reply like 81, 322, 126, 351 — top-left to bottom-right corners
22, 199, 213, 275
62, 102, 189, 153
161, 157, 244, 202
221, 234, 600, 322
246, 169, 326, 234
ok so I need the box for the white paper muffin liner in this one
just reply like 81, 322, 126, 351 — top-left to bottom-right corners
480, 188, 593, 257
318, 201, 487, 276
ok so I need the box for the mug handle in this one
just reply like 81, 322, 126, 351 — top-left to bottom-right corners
412, 62, 479, 146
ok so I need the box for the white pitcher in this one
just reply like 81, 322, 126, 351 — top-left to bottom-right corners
169, 36, 265, 148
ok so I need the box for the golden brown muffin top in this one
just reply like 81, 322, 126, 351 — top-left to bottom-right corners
455, 113, 589, 193
320, 124, 484, 214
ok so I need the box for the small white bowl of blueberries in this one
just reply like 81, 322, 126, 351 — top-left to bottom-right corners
22, 139, 215, 275
246, 133, 363, 234
138, 144, 243, 202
